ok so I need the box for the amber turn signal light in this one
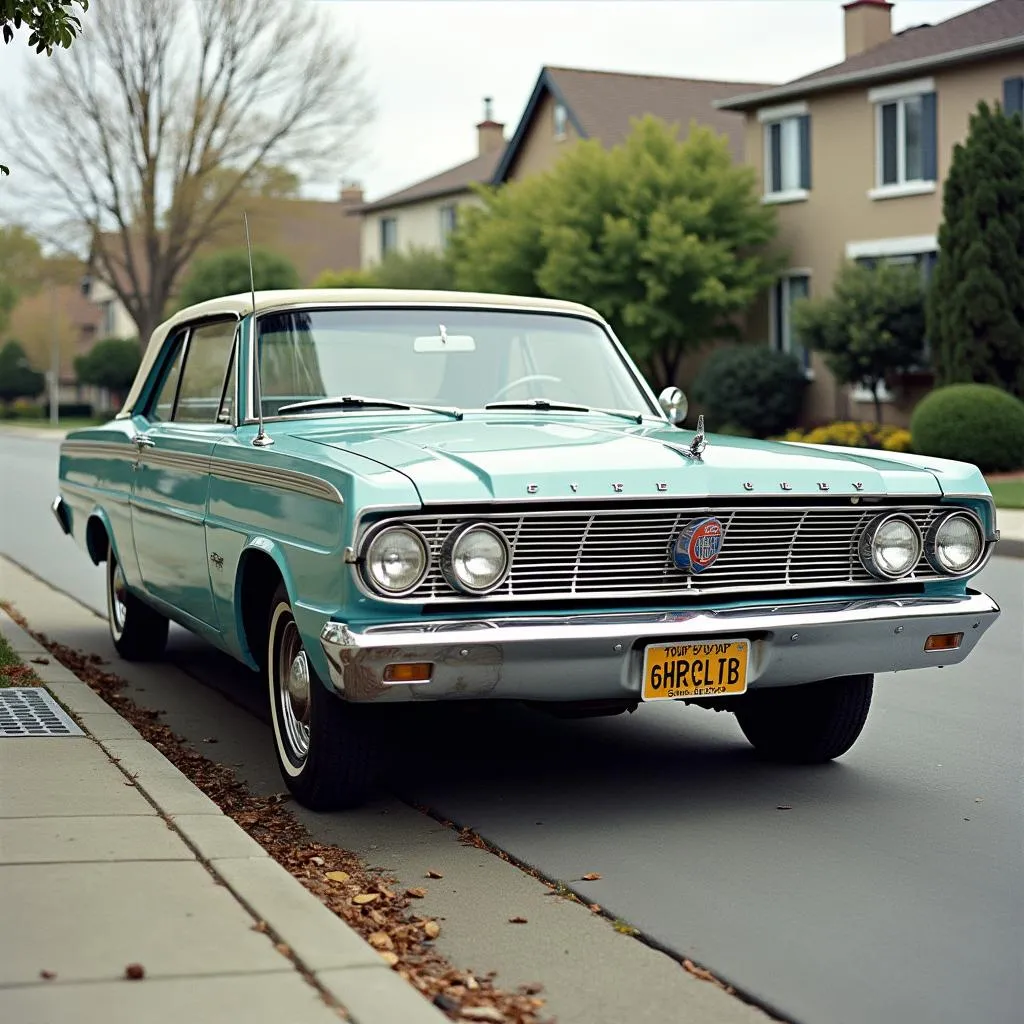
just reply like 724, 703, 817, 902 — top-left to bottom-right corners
383, 662, 433, 683
924, 633, 964, 652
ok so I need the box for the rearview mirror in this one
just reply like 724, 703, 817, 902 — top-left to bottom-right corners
658, 386, 688, 425
413, 334, 476, 352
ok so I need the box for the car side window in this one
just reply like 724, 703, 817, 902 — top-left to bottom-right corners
174, 321, 238, 424
150, 334, 186, 422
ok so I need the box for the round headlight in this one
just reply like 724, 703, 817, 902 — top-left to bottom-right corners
441, 524, 510, 595
926, 512, 984, 575
364, 526, 429, 595
859, 514, 922, 579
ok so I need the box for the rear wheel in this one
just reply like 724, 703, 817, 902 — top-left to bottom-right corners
267, 583, 378, 810
734, 674, 873, 763
106, 542, 168, 661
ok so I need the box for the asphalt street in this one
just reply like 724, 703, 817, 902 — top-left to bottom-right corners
1, 431, 1022, 1024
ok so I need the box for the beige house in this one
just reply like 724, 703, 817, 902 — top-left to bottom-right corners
357, 101, 507, 268
493, 65, 768, 184
716, 0, 1024, 426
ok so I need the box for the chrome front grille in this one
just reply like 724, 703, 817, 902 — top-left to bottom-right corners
360, 503, 956, 603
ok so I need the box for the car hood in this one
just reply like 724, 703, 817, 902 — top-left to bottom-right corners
295, 415, 957, 505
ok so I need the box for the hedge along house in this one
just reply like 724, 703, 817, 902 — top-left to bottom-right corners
355, 101, 508, 269
716, 0, 1024, 427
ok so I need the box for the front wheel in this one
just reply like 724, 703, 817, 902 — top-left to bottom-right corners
267, 584, 379, 811
733, 674, 873, 764
106, 542, 168, 661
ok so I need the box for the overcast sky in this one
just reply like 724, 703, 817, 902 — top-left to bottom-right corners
0, 0, 990, 207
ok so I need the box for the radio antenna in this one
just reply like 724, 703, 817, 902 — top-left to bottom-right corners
245, 212, 272, 448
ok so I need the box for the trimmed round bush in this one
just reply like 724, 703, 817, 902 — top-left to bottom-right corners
692, 346, 808, 438
910, 384, 1024, 472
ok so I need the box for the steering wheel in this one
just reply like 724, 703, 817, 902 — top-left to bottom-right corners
489, 374, 563, 402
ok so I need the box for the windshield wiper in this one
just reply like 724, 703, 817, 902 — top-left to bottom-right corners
276, 395, 463, 419
483, 398, 643, 424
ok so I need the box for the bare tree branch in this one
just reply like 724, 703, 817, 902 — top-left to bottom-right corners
6, 0, 372, 343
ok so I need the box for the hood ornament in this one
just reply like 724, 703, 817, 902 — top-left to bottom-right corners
438, 323, 448, 344
687, 415, 707, 459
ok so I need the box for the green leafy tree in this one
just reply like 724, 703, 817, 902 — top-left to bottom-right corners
450, 115, 782, 389
1, 1, 90, 175
927, 100, 1024, 399
313, 267, 374, 288
73, 337, 140, 403
0, 339, 45, 409
175, 248, 300, 310
792, 261, 926, 424
369, 247, 456, 290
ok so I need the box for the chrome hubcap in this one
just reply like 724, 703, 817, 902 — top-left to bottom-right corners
277, 620, 310, 763
110, 562, 128, 631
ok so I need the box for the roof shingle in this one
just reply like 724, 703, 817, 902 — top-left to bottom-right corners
718, 0, 1024, 110
357, 149, 504, 213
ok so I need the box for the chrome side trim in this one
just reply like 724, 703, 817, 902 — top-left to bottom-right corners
60, 440, 138, 461
319, 590, 1001, 702
208, 456, 343, 504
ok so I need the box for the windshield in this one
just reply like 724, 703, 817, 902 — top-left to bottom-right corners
255, 307, 657, 418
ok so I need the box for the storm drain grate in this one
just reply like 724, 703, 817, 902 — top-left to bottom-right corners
0, 688, 83, 737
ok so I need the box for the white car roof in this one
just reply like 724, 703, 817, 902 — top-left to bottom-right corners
120, 288, 606, 418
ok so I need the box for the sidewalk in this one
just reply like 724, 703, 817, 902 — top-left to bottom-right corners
996, 508, 1024, 558
0, 612, 446, 1024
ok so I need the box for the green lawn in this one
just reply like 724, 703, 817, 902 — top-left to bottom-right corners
0, 634, 25, 687
987, 479, 1024, 509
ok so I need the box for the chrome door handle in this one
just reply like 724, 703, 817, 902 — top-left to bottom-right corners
132, 435, 155, 449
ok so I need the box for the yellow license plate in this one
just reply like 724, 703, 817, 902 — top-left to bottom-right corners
641, 640, 749, 700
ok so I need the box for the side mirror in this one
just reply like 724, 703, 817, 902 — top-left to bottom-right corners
658, 386, 688, 425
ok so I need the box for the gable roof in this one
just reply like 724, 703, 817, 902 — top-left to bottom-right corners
717, 0, 1024, 111
493, 66, 774, 183
356, 147, 504, 213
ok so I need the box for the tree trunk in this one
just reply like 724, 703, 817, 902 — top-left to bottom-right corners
870, 380, 883, 426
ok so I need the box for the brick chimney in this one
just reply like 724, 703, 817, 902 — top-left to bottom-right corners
844, 0, 893, 58
339, 180, 364, 206
476, 96, 505, 157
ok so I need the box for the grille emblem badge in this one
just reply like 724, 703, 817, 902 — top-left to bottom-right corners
780, 482, 792, 491
612, 483, 624, 493
743, 482, 754, 491
656, 482, 668, 492
526, 483, 538, 494
673, 517, 724, 574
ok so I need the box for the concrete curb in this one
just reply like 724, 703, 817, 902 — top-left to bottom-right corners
0, 610, 447, 1024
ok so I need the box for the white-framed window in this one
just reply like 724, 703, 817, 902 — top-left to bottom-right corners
868, 79, 937, 199
439, 204, 457, 245
770, 272, 812, 375
553, 102, 568, 140
380, 217, 397, 258
759, 102, 811, 202
101, 299, 116, 337
845, 236, 938, 401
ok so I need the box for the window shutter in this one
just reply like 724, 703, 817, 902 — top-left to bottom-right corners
769, 123, 782, 193
798, 115, 812, 190
1004, 77, 1024, 117
921, 91, 938, 181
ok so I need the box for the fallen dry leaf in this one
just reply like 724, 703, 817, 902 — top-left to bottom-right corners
310, 855, 325, 866
581, 872, 602, 881
460, 1006, 506, 1022
466, 973, 479, 990
352, 893, 380, 905
406, 887, 428, 898
508, 916, 528, 924
368, 931, 394, 950
588, 904, 601, 912
325, 870, 350, 883
380, 951, 400, 966
39, 970, 56, 981
251, 920, 268, 933
124, 963, 145, 981
30, 657, 49, 664
275, 942, 291, 956
423, 920, 441, 939
776, 805, 793, 811
425, 869, 444, 879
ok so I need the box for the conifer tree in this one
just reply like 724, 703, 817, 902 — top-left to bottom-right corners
927, 100, 1024, 398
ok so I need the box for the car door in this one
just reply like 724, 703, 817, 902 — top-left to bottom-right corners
130, 317, 238, 628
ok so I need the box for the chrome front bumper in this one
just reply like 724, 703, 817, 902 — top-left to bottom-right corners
319, 590, 1001, 703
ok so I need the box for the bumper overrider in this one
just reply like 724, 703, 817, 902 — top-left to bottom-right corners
319, 591, 1000, 703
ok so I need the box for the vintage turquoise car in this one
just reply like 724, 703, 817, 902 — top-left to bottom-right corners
53, 289, 1002, 809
